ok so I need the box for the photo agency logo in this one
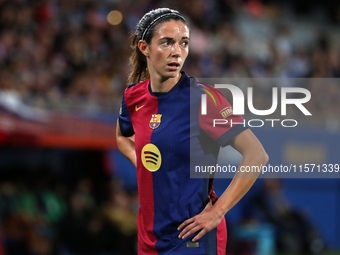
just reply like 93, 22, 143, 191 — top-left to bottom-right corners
201, 84, 312, 128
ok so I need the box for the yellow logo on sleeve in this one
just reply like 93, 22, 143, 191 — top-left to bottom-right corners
141, 143, 162, 172
220, 106, 233, 118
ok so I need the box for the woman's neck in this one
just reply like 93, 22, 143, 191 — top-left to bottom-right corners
149, 72, 182, 93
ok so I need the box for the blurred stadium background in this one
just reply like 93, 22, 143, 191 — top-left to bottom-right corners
0, 0, 340, 254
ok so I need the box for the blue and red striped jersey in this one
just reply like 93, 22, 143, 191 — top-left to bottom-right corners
119, 71, 246, 255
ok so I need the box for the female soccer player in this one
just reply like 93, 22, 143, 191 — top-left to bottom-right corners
116, 8, 268, 255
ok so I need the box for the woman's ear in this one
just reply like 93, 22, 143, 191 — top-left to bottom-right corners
138, 40, 149, 57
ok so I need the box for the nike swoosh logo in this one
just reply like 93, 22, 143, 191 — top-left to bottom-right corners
135, 105, 145, 111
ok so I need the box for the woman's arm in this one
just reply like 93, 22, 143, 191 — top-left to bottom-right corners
116, 119, 137, 167
178, 128, 269, 241
213, 128, 269, 217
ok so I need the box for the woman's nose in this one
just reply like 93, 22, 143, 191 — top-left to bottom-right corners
172, 43, 181, 56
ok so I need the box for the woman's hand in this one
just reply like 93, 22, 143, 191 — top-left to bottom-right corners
177, 201, 224, 242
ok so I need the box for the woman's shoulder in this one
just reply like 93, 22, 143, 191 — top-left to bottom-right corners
126, 79, 149, 89
188, 76, 215, 91
125, 79, 150, 93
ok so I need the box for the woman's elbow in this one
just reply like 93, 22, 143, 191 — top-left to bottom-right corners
259, 149, 269, 165
243, 146, 269, 165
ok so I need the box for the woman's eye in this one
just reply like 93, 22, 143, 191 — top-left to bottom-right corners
182, 41, 188, 47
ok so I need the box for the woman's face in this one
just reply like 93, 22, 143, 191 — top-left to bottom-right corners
145, 20, 190, 80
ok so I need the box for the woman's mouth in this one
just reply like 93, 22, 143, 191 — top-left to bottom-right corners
167, 62, 180, 71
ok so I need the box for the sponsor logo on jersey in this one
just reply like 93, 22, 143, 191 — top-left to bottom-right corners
141, 143, 161, 172
149, 114, 162, 129
220, 106, 233, 118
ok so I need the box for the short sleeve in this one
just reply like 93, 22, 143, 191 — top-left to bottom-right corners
199, 85, 247, 147
118, 93, 135, 137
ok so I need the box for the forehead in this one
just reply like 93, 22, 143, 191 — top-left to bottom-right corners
153, 20, 189, 39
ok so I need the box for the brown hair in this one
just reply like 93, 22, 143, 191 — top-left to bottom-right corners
127, 8, 187, 84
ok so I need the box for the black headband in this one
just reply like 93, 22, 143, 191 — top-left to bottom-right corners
141, 13, 186, 41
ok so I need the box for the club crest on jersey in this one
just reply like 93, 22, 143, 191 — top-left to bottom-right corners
149, 114, 162, 129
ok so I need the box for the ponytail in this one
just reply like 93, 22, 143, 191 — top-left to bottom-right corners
128, 32, 150, 84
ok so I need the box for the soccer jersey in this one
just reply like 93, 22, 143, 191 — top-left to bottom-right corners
119, 71, 246, 255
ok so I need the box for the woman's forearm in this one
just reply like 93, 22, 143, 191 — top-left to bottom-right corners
212, 129, 269, 217
116, 120, 137, 167
212, 151, 269, 217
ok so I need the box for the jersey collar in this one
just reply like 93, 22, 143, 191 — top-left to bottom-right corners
148, 71, 189, 97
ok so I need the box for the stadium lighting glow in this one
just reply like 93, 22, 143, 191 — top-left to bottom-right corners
107, 10, 123, 25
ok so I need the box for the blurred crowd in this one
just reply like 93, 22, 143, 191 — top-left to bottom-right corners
0, 0, 340, 128
228, 179, 325, 255
0, 172, 326, 255
0, 177, 138, 255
